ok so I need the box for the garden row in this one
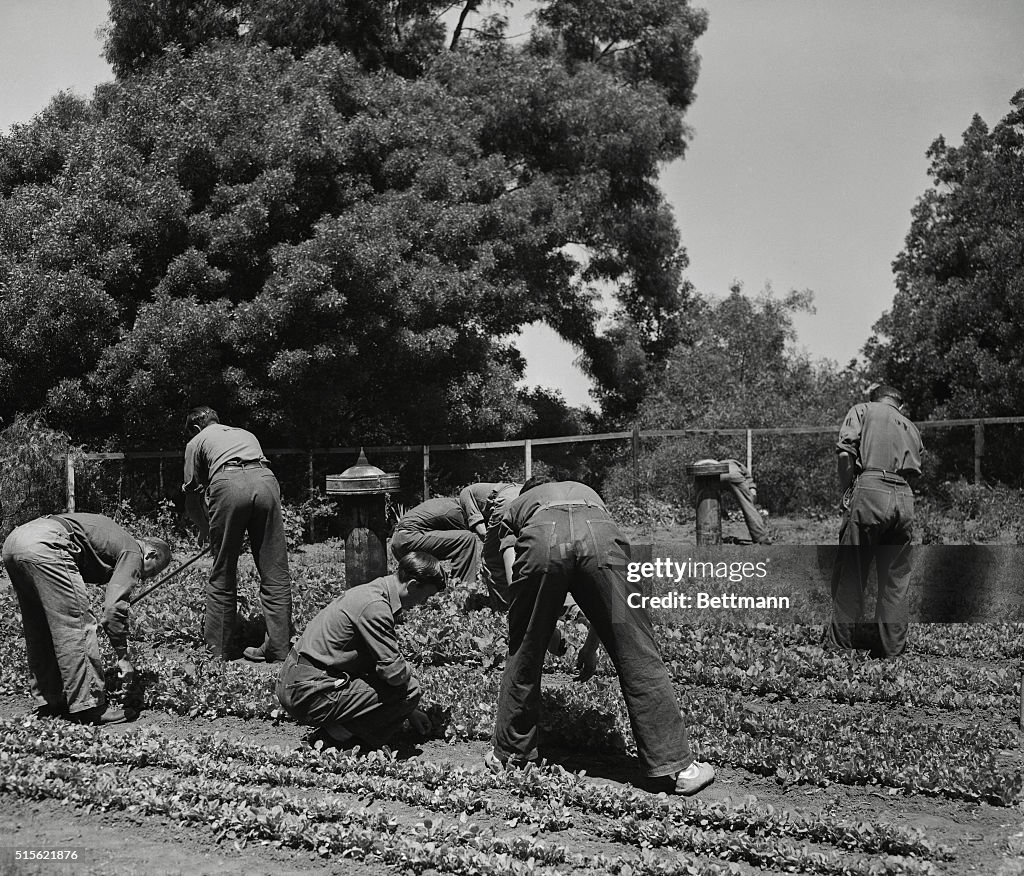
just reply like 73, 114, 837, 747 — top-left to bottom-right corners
0, 716, 949, 875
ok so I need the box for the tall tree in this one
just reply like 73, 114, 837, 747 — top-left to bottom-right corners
1, 0, 706, 445
866, 89, 1024, 420
620, 285, 861, 511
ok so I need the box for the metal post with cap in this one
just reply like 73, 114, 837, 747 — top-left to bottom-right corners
326, 449, 401, 587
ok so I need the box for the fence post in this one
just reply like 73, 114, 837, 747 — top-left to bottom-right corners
974, 421, 985, 484
66, 452, 76, 513
632, 422, 641, 504
524, 439, 533, 480
422, 445, 431, 499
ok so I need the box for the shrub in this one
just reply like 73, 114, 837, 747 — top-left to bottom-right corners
0, 416, 73, 541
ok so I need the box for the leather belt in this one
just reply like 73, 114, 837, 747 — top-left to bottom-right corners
538, 499, 602, 510
860, 468, 909, 485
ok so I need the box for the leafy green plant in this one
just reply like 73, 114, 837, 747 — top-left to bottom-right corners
0, 416, 72, 541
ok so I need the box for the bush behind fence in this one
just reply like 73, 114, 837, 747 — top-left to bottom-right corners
5, 418, 1024, 542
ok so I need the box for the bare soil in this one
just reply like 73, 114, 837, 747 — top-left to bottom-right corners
2, 513, 1024, 876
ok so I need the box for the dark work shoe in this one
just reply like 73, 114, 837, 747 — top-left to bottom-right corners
547, 627, 568, 658
33, 703, 67, 719
242, 645, 282, 663
66, 706, 127, 726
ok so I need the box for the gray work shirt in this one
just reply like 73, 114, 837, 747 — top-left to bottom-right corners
294, 575, 411, 686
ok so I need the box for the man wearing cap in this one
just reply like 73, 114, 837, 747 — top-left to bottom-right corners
3, 513, 171, 723
276, 551, 446, 749
488, 474, 715, 796
824, 384, 923, 658
390, 496, 480, 585
183, 406, 291, 662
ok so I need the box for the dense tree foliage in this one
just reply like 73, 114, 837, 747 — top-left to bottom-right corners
0, 0, 706, 446
604, 285, 861, 511
866, 89, 1024, 420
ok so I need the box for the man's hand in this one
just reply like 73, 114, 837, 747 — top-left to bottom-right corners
101, 600, 130, 638
116, 658, 136, 686
408, 708, 432, 735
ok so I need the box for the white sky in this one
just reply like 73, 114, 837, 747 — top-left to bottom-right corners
2, 0, 1023, 409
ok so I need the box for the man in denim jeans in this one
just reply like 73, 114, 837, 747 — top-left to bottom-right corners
183, 406, 292, 662
824, 385, 923, 657
3, 513, 170, 723
488, 475, 714, 796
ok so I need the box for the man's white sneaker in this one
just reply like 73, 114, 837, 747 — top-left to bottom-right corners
673, 761, 715, 796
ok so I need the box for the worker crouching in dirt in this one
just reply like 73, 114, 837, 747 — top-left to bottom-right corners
488, 475, 715, 796
276, 551, 447, 749
3, 513, 171, 724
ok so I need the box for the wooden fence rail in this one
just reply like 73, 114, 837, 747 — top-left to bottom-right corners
67, 416, 1024, 512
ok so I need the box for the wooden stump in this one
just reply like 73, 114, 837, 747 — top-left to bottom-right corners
339, 496, 389, 587
685, 461, 729, 546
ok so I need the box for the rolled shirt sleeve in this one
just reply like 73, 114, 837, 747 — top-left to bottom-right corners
459, 483, 500, 531
353, 602, 412, 686
182, 435, 206, 493
836, 404, 865, 458
102, 548, 143, 653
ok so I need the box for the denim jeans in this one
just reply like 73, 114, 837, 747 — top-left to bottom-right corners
493, 505, 692, 777
721, 462, 770, 543
206, 465, 292, 659
390, 528, 480, 585
276, 649, 421, 743
825, 472, 915, 657
2, 518, 106, 714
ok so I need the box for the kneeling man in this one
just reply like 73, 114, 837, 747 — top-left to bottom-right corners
276, 551, 446, 748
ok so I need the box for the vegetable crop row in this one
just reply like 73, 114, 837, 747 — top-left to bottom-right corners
0, 717, 950, 862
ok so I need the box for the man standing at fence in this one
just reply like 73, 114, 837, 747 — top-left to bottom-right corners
3, 513, 170, 723
182, 406, 292, 662
489, 474, 715, 796
824, 384, 923, 658
390, 496, 480, 585
276, 551, 445, 749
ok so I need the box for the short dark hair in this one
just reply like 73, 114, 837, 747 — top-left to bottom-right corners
140, 537, 172, 571
870, 384, 903, 404
397, 551, 447, 591
186, 406, 219, 432
519, 473, 556, 496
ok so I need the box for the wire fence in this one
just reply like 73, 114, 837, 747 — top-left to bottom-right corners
65, 417, 1024, 524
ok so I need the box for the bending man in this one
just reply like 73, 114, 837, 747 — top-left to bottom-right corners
3, 513, 170, 723
459, 481, 521, 608
391, 497, 480, 585
491, 475, 714, 795
182, 406, 292, 662
276, 551, 446, 748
